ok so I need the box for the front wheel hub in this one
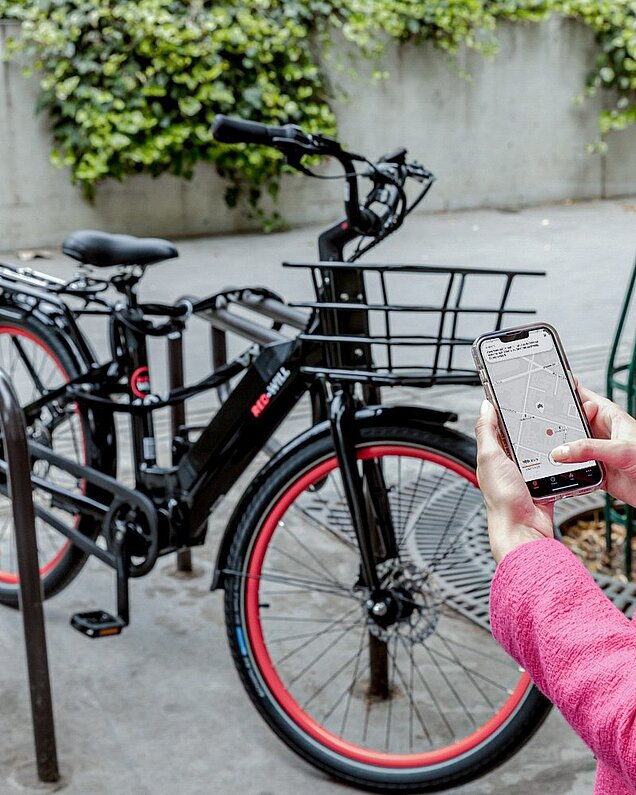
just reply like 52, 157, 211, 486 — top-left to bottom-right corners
364, 564, 443, 644
366, 588, 411, 629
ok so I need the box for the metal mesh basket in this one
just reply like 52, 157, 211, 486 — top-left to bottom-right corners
285, 261, 544, 388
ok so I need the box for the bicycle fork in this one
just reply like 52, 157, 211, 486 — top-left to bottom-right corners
329, 390, 399, 699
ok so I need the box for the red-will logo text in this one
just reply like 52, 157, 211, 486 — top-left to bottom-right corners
251, 367, 291, 418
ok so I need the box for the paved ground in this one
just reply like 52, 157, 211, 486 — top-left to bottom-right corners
0, 197, 634, 794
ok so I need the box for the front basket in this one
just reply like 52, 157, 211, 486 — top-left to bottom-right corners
285, 261, 544, 388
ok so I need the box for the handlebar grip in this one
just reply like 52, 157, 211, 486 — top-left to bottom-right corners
212, 115, 294, 146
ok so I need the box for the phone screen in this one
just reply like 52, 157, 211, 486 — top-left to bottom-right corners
479, 327, 603, 498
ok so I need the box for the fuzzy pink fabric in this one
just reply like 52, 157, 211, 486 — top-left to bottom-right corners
490, 538, 636, 794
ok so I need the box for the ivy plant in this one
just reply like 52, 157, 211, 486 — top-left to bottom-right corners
0, 0, 634, 209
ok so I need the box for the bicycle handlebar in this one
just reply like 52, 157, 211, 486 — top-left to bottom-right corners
212, 115, 434, 246
213, 115, 306, 147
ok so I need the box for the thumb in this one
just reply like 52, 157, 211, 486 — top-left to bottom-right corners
475, 400, 515, 475
551, 438, 633, 467
474, 400, 501, 456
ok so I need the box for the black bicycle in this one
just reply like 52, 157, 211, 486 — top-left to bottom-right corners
0, 116, 549, 792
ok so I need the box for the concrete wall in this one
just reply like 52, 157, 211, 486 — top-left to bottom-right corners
1, 17, 634, 250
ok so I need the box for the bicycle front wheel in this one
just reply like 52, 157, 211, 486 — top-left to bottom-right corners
225, 419, 550, 792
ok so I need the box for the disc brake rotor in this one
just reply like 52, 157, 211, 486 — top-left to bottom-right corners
364, 559, 442, 645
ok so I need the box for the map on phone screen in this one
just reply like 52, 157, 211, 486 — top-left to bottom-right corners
481, 328, 595, 481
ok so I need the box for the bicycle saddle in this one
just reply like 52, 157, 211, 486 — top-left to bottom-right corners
62, 230, 178, 268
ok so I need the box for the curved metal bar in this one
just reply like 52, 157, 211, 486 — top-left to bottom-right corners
0, 369, 59, 782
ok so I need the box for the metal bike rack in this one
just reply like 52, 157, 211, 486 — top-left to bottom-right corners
0, 368, 59, 783
196, 290, 308, 364
605, 254, 636, 578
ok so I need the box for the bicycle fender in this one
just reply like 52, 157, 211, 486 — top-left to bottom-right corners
0, 299, 118, 478
210, 403, 457, 591
0, 292, 98, 373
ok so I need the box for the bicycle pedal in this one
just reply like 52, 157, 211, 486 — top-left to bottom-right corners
70, 610, 126, 638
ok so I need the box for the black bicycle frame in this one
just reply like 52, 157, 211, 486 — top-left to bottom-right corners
0, 241, 540, 597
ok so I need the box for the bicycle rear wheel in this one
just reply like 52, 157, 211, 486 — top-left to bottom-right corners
225, 419, 550, 792
0, 316, 110, 606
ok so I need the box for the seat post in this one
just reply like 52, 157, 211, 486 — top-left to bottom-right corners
111, 268, 159, 473
168, 331, 193, 573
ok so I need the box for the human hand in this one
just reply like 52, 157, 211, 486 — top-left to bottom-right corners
551, 384, 636, 507
475, 400, 554, 564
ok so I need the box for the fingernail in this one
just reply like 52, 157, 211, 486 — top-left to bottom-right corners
480, 399, 490, 416
551, 444, 569, 460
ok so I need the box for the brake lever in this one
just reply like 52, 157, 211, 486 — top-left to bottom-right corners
279, 137, 367, 181
407, 161, 435, 183
362, 162, 406, 188
283, 149, 319, 177
271, 131, 349, 157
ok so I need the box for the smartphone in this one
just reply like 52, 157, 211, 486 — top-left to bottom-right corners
472, 323, 604, 502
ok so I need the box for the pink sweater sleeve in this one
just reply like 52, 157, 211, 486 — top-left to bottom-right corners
490, 538, 636, 787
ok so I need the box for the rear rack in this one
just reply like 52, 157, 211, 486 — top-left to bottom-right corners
0, 261, 109, 301
285, 261, 545, 388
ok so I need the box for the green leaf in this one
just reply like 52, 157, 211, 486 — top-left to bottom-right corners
178, 96, 202, 116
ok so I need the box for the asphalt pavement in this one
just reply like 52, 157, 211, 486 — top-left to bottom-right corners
0, 197, 634, 794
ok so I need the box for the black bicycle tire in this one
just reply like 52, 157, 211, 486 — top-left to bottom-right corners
224, 418, 551, 792
0, 314, 109, 607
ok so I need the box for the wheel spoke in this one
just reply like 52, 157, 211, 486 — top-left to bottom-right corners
420, 640, 477, 728
384, 635, 398, 751
265, 544, 351, 594
425, 644, 513, 695
278, 518, 349, 588
289, 613, 361, 688
12, 337, 47, 397
397, 465, 447, 553
288, 501, 357, 551
426, 481, 470, 568
436, 631, 521, 669
336, 626, 368, 733
267, 623, 362, 646
275, 605, 361, 668
223, 567, 357, 600
382, 634, 433, 746
301, 635, 370, 711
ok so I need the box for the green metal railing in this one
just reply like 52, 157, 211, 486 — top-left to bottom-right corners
605, 255, 636, 578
